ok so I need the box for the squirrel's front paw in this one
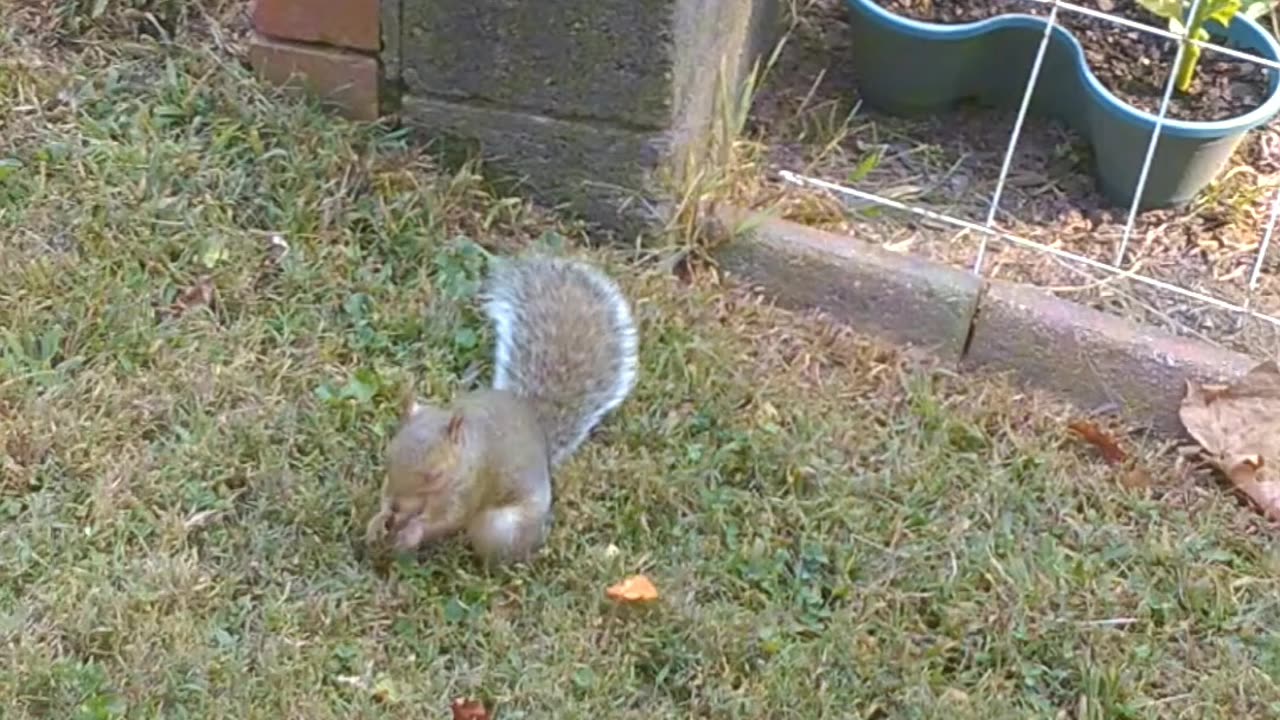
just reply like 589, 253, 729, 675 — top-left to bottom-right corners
391, 514, 428, 553
365, 509, 393, 546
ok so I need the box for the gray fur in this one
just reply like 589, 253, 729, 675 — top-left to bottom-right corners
481, 256, 639, 467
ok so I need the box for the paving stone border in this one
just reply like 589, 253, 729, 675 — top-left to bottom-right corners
713, 205, 981, 365
707, 204, 1259, 438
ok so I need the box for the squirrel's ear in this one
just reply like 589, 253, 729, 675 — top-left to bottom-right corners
445, 412, 465, 444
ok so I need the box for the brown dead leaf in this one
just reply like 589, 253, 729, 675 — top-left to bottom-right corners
170, 275, 216, 317
1180, 361, 1280, 521
605, 574, 659, 603
1120, 468, 1152, 491
450, 697, 490, 720
1221, 454, 1280, 521
1067, 420, 1127, 465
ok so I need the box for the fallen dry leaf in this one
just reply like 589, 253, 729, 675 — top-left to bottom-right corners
450, 697, 490, 720
169, 275, 216, 317
1067, 420, 1127, 465
1180, 361, 1280, 521
605, 574, 659, 603
1119, 468, 1153, 491
1225, 456, 1280, 521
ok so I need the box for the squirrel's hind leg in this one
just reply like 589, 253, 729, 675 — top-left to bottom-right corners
467, 505, 550, 565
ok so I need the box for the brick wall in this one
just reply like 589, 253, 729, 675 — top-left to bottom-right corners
247, 0, 383, 121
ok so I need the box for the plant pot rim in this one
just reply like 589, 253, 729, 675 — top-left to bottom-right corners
847, 0, 1280, 137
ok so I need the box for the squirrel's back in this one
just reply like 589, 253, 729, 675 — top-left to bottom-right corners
482, 256, 639, 467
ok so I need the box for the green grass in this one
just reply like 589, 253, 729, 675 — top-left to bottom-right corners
4, 4, 1280, 719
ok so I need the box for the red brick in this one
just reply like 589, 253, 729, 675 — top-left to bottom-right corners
248, 35, 381, 121
251, 0, 379, 52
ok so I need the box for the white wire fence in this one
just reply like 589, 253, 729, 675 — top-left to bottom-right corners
779, 0, 1280, 335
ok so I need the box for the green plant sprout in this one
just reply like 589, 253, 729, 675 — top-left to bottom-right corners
1139, 0, 1278, 93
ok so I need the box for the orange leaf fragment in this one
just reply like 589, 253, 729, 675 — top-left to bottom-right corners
1067, 420, 1127, 465
450, 697, 490, 720
605, 574, 659, 603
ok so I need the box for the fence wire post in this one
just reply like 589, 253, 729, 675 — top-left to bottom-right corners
1114, 0, 1207, 269
1247, 187, 1280, 307
973, 0, 1063, 276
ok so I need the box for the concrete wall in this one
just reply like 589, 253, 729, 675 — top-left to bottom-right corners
248, 0, 782, 236
392, 0, 780, 235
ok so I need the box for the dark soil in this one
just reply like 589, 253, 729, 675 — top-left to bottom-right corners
872, 0, 1273, 122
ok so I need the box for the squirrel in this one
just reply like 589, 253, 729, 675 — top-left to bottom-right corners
365, 254, 639, 565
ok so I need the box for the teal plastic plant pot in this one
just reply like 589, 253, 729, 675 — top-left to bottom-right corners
844, 0, 1280, 209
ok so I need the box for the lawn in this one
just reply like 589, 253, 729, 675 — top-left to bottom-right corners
3, 3, 1280, 719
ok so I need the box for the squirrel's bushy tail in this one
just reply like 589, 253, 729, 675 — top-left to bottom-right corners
481, 255, 639, 467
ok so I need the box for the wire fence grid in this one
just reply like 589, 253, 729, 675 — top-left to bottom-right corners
779, 0, 1280, 332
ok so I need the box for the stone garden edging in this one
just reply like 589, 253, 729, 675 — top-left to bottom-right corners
709, 204, 1257, 437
